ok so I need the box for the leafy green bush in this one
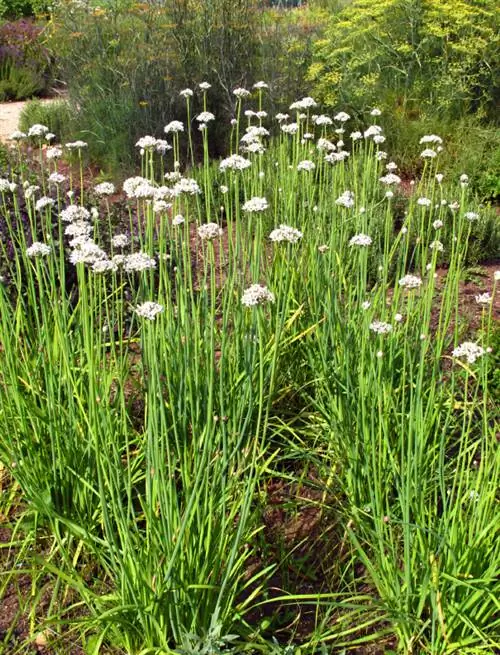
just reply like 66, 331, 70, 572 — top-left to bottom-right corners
19, 97, 75, 140
0, 0, 49, 19
309, 0, 499, 122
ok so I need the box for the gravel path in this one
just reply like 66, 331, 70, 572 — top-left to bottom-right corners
0, 98, 58, 142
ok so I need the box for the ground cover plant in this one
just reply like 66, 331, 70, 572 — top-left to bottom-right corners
0, 86, 499, 654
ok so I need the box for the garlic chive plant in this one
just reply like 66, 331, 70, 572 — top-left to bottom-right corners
0, 88, 498, 654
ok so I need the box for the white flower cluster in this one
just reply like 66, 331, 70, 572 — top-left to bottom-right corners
349, 233, 372, 247
111, 234, 129, 248
70, 240, 107, 266
196, 111, 215, 123
290, 97, 317, 111
379, 173, 401, 185
164, 120, 184, 133
336, 190, 355, 208
135, 301, 164, 320
241, 284, 275, 307
475, 292, 491, 306
220, 154, 252, 172
49, 172, 66, 185
334, 111, 350, 122
398, 274, 422, 289
65, 140, 88, 150
94, 182, 116, 196
452, 342, 485, 364
420, 134, 443, 145
420, 149, 437, 159
124, 252, 156, 272
46, 146, 63, 160
35, 197, 55, 212
173, 178, 201, 195
28, 124, 49, 138
135, 135, 157, 150
27, 242, 51, 257
233, 87, 251, 98
269, 224, 303, 244
60, 205, 91, 223
297, 160, 315, 172
242, 197, 268, 212
369, 321, 393, 335
198, 222, 223, 240
325, 150, 350, 163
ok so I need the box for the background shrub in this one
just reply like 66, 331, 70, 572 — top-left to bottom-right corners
18, 97, 75, 139
309, 0, 499, 121
0, 19, 52, 99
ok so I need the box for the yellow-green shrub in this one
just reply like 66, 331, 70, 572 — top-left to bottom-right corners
308, 0, 499, 121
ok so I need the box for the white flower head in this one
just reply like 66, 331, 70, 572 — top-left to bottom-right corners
164, 120, 184, 133
253, 81, 269, 90
28, 124, 49, 137
370, 108, 382, 116
220, 154, 252, 172
334, 111, 350, 122
60, 205, 91, 223
124, 252, 156, 272
65, 140, 88, 150
433, 219, 443, 230
179, 88, 193, 98
420, 135, 443, 145
349, 233, 372, 247
196, 111, 215, 123
369, 321, 393, 335
135, 301, 164, 320
242, 196, 268, 212
35, 197, 55, 212
27, 242, 51, 257
429, 240, 444, 252
417, 197, 432, 207
269, 224, 303, 244
350, 131, 362, 141
289, 97, 317, 111
48, 172, 66, 185
398, 274, 422, 289
241, 284, 275, 307
94, 182, 115, 196
361, 300, 371, 310
435, 173, 444, 183
379, 173, 401, 185
46, 146, 63, 160
336, 190, 355, 208
172, 214, 185, 226
452, 342, 485, 364
233, 87, 251, 98
135, 135, 157, 150
199, 82, 211, 91
297, 160, 315, 172
475, 292, 491, 305
198, 222, 223, 240
465, 211, 479, 221
9, 130, 27, 140
420, 149, 437, 159
111, 234, 129, 248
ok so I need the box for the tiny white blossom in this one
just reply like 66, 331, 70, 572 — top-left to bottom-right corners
394, 313, 403, 322
350, 131, 362, 141
433, 219, 443, 229
370, 108, 382, 116
361, 300, 371, 310
253, 81, 269, 90
94, 182, 115, 196
379, 173, 401, 185
417, 197, 432, 207
172, 214, 185, 226
164, 120, 184, 133
233, 87, 251, 98
435, 173, 444, 183
49, 172, 66, 185
420, 149, 437, 159
465, 212, 479, 221
46, 146, 63, 159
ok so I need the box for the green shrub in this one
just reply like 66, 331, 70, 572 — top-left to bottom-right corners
18, 97, 75, 141
308, 0, 499, 122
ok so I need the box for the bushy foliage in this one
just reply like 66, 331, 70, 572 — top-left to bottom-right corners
47, 0, 263, 172
309, 0, 499, 121
0, 0, 49, 19
0, 19, 52, 100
